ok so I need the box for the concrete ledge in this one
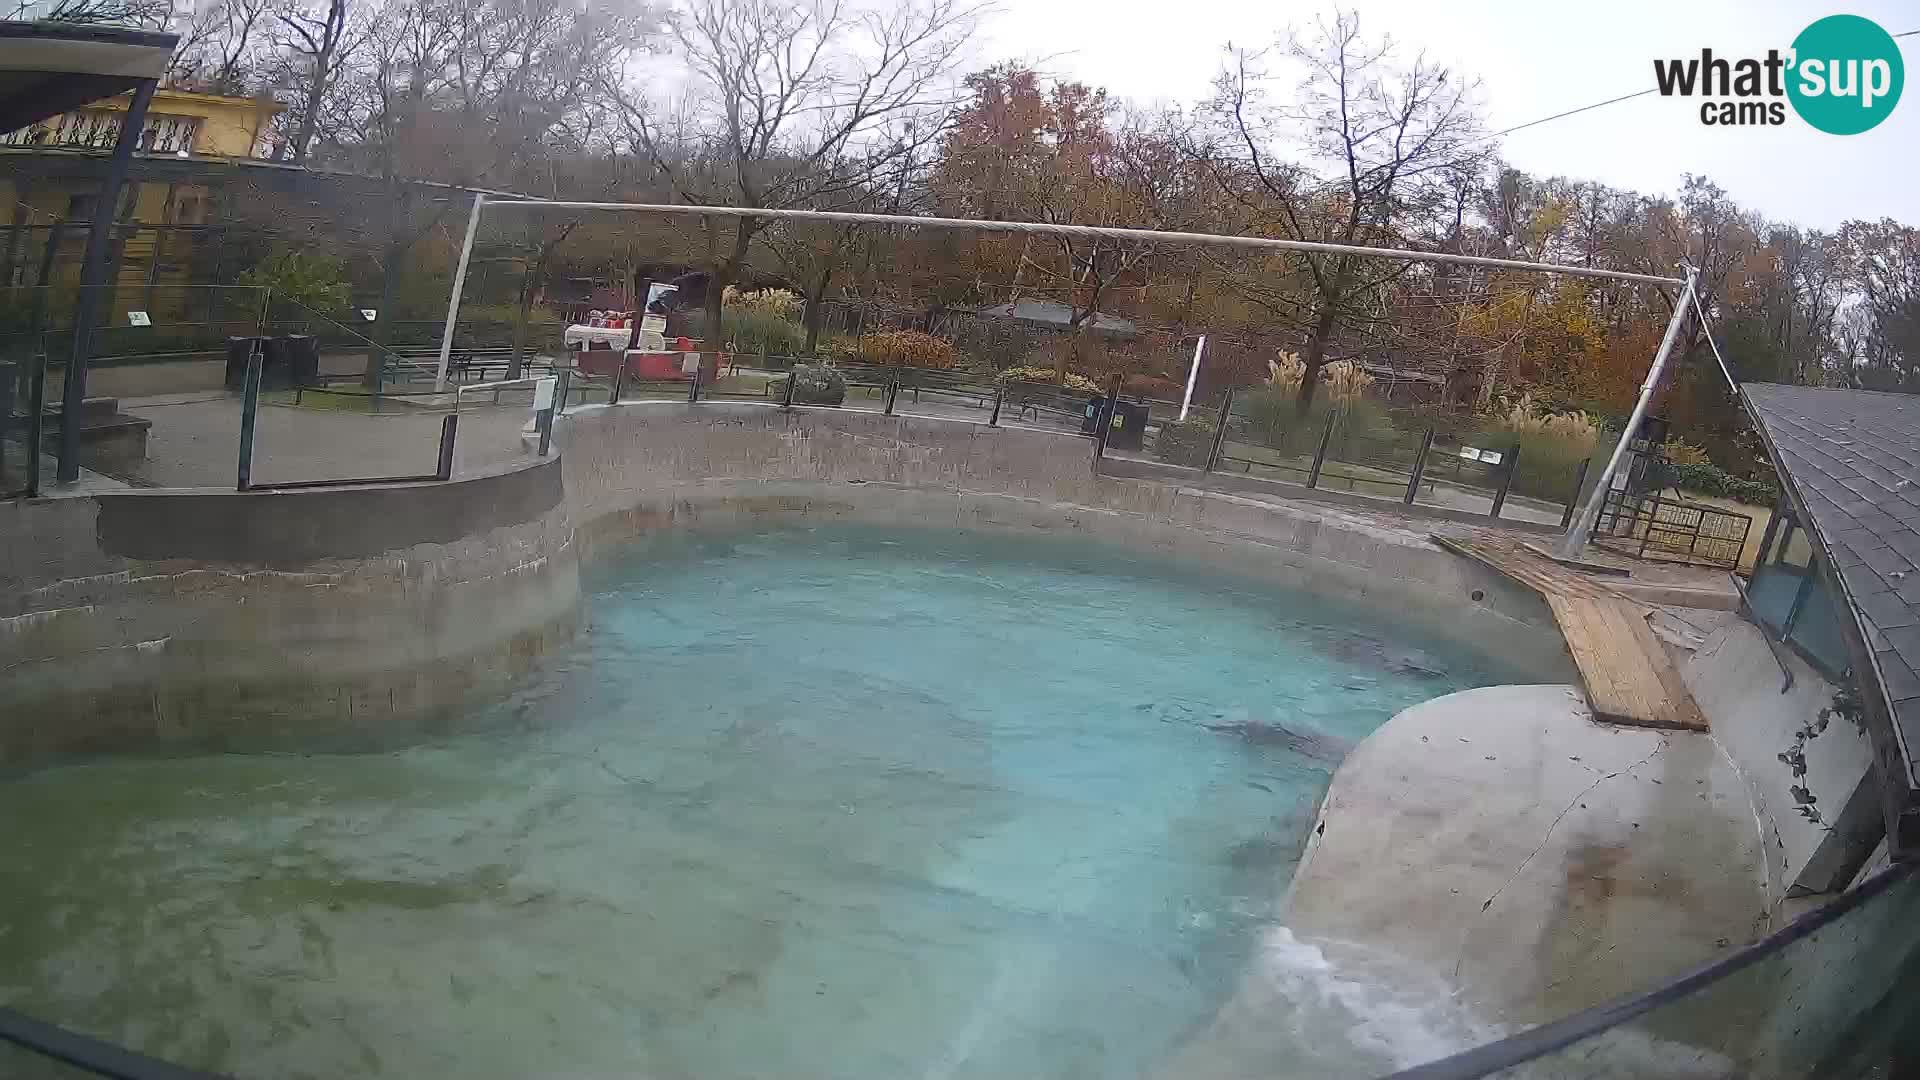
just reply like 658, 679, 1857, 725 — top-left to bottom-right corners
93, 455, 563, 566
0, 456, 580, 766
1283, 685, 1769, 1029
553, 404, 1582, 683
1102, 455, 1568, 535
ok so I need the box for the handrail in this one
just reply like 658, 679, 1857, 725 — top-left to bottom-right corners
1387, 860, 1917, 1079
0, 1005, 231, 1080
453, 375, 552, 415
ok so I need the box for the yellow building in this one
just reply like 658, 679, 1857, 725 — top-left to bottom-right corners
0, 88, 284, 313
1, 86, 281, 159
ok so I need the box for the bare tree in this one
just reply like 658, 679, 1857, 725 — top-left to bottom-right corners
267, 0, 361, 162
11, 0, 172, 28
1203, 9, 1486, 411
607, 0, 982, 338
165, 0, 273, 93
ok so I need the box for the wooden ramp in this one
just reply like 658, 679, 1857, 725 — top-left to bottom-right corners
1432, 532, 1707, 732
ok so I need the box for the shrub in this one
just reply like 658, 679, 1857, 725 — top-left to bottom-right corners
771, 362, 847, 406
998, 366, 1101, 395
832, 329, 957, 369
1663, 439, 1714, 466
1241, 384, 1392, 457
1155, 416, 1216, 468
238, 248, 351, 316
1265, 351, 1375, 405
723, 286, 803, 318
687, 308, 808, 357
1474, 394, 1604, 502
1662, 461, 1778, 505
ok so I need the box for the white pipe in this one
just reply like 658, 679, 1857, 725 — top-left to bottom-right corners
1179, 335, 1206, 421
478, 200, 1686, 288
1556, 266, 1699, 559
436, 191, 487, 392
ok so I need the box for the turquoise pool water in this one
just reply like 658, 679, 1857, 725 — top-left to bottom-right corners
0, 527, 1506, 1078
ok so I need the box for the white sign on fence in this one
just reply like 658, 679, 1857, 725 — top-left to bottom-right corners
1457, 446, 1483, 462
360, 309, 378, 322
126, 311, 150, 327
532, 376, 555, 412
1457, 446, 1505, 466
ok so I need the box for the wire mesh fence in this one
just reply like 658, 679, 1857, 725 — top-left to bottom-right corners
0, 284, 543, 494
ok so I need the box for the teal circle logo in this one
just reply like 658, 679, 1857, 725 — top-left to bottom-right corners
1787, 15, 1904, 134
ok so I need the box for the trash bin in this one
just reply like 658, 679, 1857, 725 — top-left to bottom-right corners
1108, 400, 1149, 451
1079, 395, 1149, 449
282, 334, 320, 387
1080, 394, 1108, 436
224, 336, 265, 391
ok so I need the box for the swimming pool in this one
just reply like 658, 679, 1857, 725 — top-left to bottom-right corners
0, 526, 1511, 1077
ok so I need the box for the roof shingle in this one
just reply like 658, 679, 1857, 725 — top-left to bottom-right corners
1743, 383, 1920, 791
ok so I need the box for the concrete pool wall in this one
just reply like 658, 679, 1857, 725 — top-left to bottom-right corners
0, 458, 579, 766
0, 398, 1574, 764
556, 401, 1578, 682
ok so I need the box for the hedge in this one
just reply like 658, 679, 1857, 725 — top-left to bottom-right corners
1662, 461, 1778, 506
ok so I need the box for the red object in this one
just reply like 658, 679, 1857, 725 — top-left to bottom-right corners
675, 336, 693, 351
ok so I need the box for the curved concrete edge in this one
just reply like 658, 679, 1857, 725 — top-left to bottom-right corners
0, 456, 581, 765
555, 403, 1581, 684
1664, 609, 1879, 904
1281, 684, 1771, 1031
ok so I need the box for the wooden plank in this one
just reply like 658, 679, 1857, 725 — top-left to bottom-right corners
1430, 529, 1709, 732
1554, 596, 1639, 724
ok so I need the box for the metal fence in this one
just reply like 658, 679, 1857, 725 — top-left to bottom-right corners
1, 284, 538, 495
1594, 487, 1755, 570
1184, 389, 1586, 527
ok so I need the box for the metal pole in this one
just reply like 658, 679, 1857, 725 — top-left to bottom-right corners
1781, 557, 1819, 637
988, 381, 1004, 426
434, 413, 458, 480
59, 78, 156, 485
687, 361, 701, 404
781, 366, 797, 409
479, 200, 1686, 288
1204, 387, 1234, 472
884, 373, 899, 415
435, 191, 486, 392
1560, 459, 1591, 529
1557, 267, 1698, 559
1405, 428, 1435, 505
1307, 409, 1336, 489
1093, 375, 1120, 460
235, 340, 262, 490
610, 357, 627, 405
1489, 441, 1521, 519
1178, 334, 1206, 421
22, 292, 48, 497
1754, 500, 1785, 568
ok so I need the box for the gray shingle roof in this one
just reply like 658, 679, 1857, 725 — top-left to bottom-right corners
977, 299, 1139, 336
1741, 383, 1920, 795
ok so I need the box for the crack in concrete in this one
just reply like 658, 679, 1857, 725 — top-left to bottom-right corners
1455, 739, 1671, 980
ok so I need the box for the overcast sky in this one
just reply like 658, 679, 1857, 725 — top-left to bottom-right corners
982, 0, 1918, 231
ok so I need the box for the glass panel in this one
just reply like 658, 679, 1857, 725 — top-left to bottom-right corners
1786, 570, 1853, 676
0, 1038, 102, 1079
1419, 865, 1920, 1079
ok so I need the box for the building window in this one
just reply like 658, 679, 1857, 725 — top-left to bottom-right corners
1748, 504, 1852, 677
0, 111, 200, 154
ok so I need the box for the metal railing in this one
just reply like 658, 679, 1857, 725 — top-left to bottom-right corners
1594, 487, 1754, 569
